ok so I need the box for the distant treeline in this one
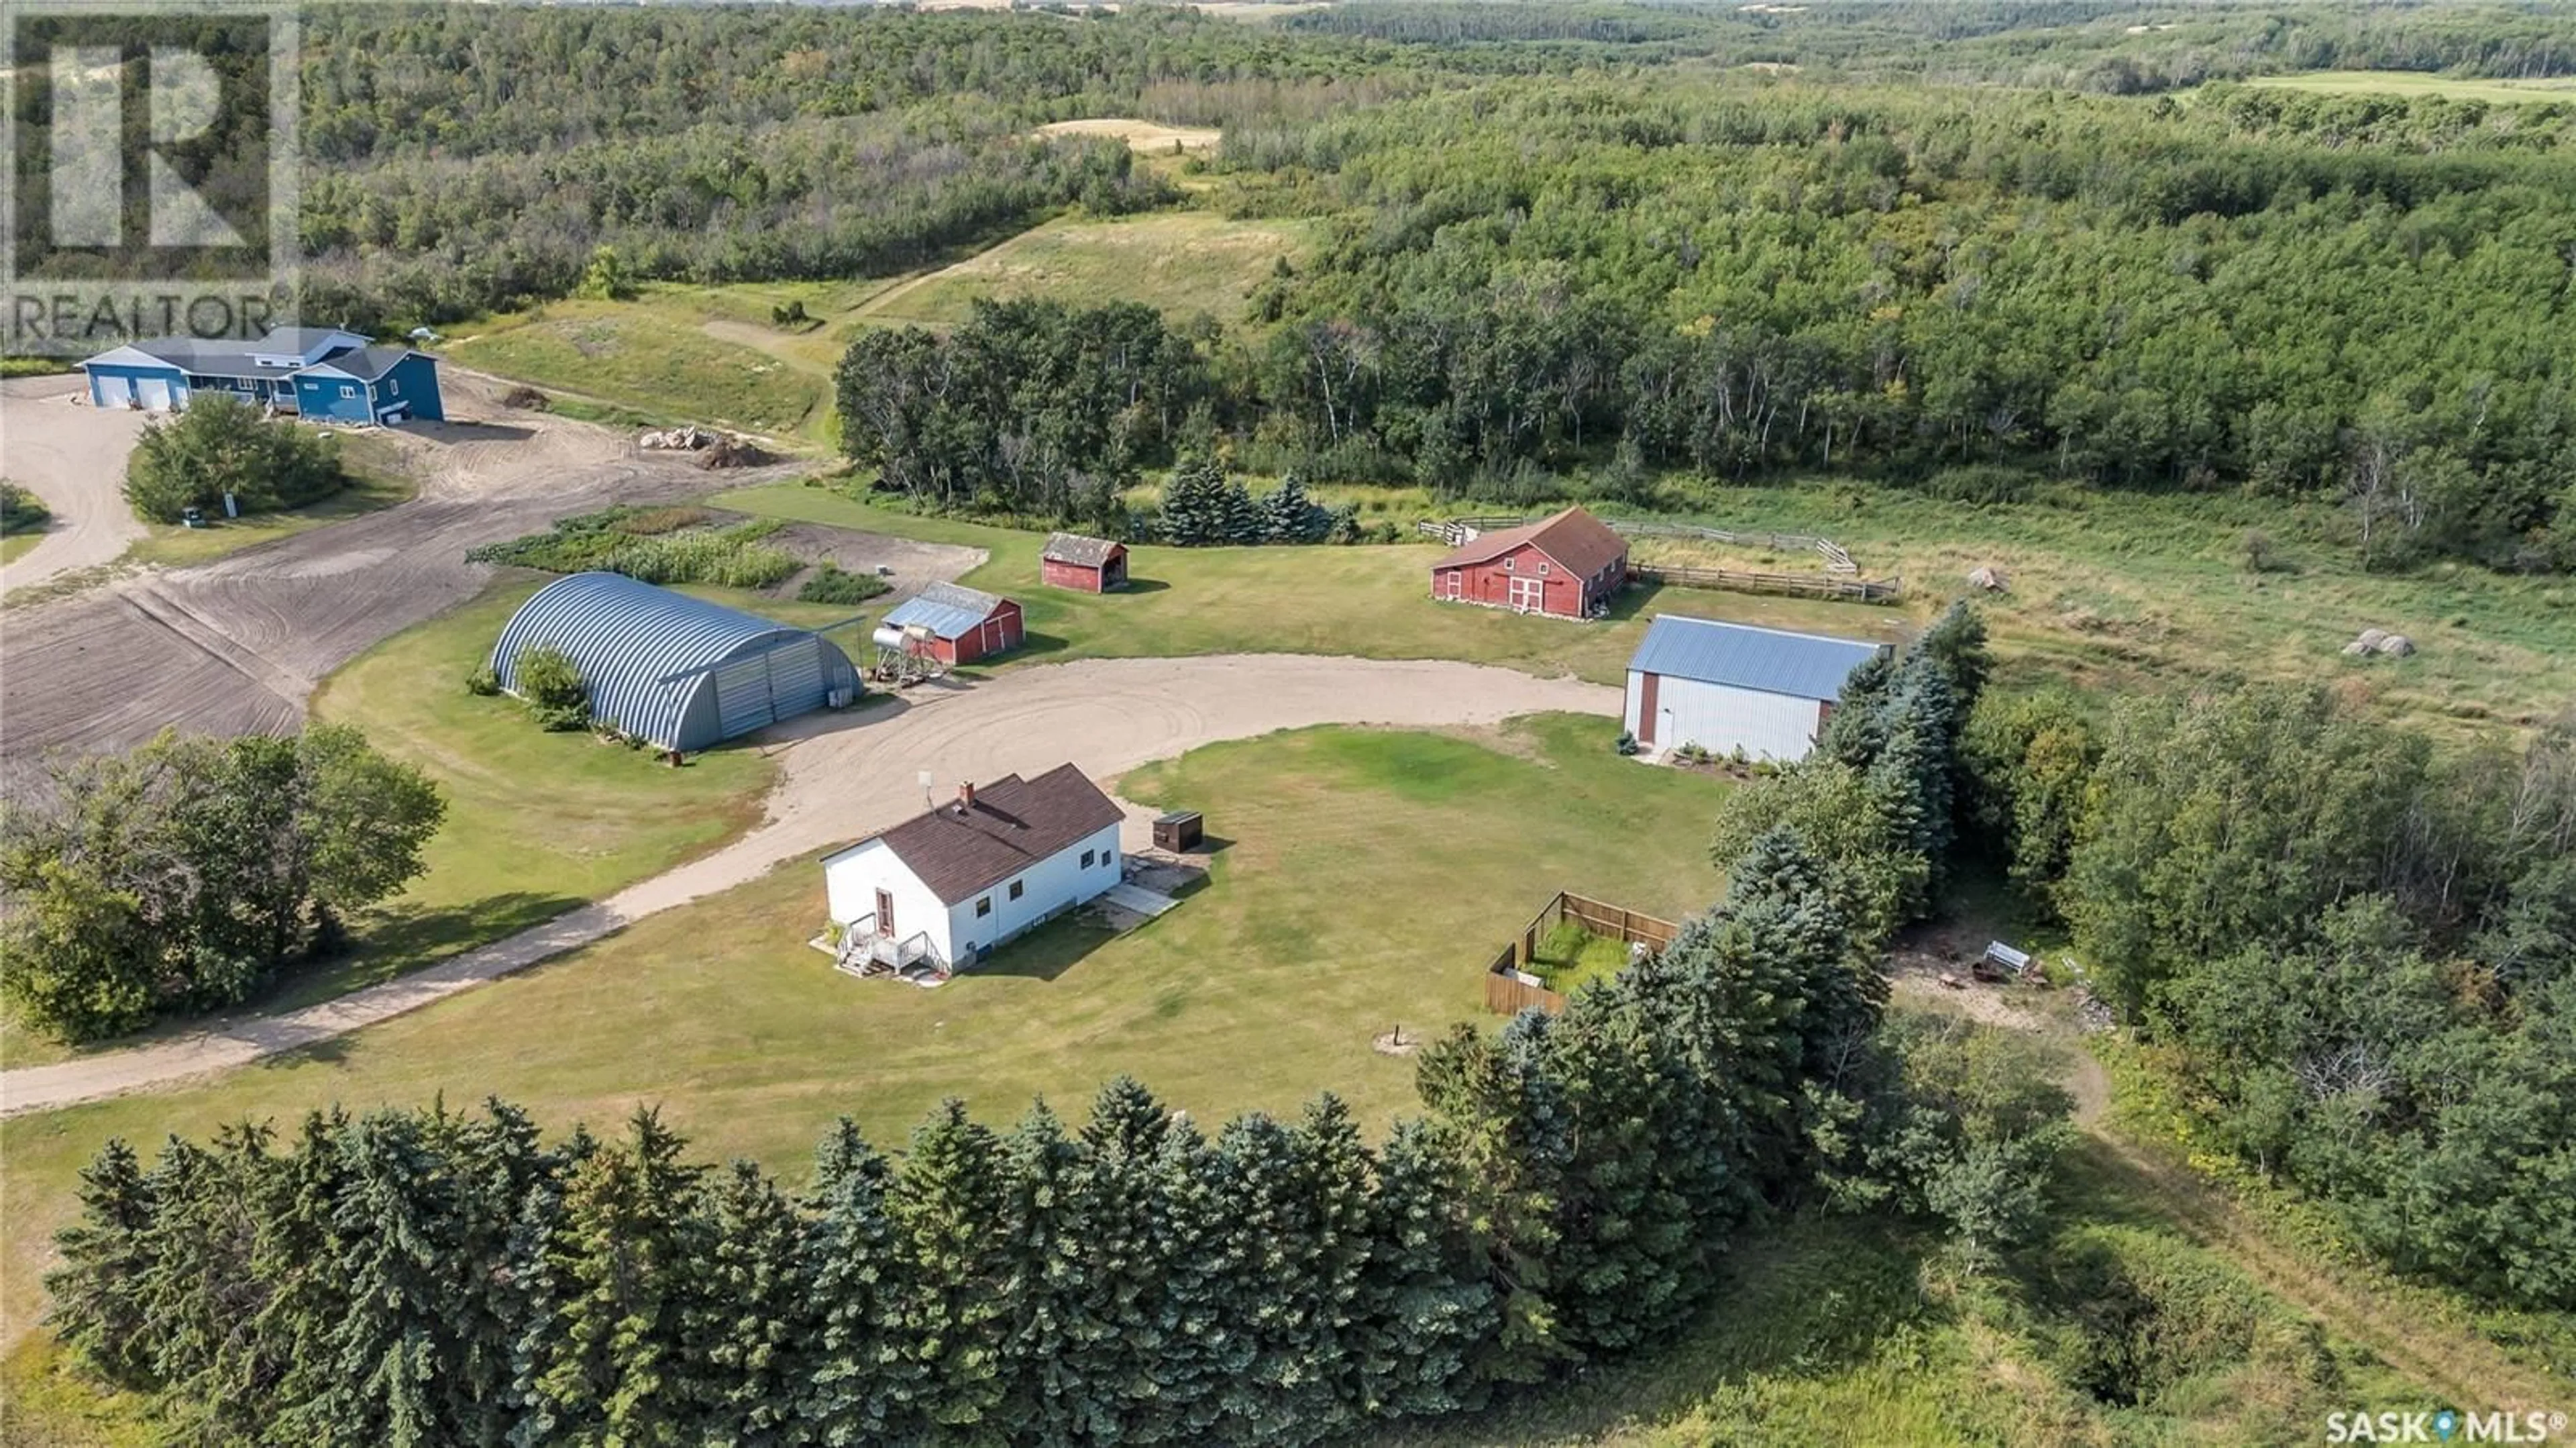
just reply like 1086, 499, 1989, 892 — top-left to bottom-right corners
1287, 1, 2576, 90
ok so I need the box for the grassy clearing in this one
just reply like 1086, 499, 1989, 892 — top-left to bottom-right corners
117, 434, 417, 570
1527, 920, 1632, 994
0, 579, 786, 1071
0, 715, 1725, 1353
0, 533, 40, 566
849, 212, 1306, 329
714, 482, 1913, 685
2243, 70, 2576, 105
445, 301, 826, 441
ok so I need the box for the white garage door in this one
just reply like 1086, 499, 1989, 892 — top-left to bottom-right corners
712, 655, 775, 737
136, 377, 172, 410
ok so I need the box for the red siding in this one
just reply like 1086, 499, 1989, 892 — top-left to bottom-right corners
947, 599, 1024, 664
1043, 558, 1103, 592
1637, 672, 1660, 744
1432, 541, 1627, 620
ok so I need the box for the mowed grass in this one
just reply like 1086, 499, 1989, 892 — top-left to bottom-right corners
713, 483, 1915, 685
851, 212, 1307, 329
0, 580, 785, 1070
119, 433, 418, 570
0, 714, 1727, 1353
445, 301, 826, 441
2242, 69, 2576, 105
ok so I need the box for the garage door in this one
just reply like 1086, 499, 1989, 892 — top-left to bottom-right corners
136, 377, 171, 410
763, 640, 827, 721
712, 654, 775, 738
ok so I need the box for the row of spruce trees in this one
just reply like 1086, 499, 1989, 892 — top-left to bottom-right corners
48, 613, 1998, 1447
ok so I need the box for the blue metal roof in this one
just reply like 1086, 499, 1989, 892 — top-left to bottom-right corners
882, 581, 1007, 641
1625, 615, 1884, 702
490, 572, 853, 749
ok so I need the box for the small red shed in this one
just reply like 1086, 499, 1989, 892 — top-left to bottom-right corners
1430, 507, 1628, 621
880, 582, 1024, 665
1042, 532, 1128, 592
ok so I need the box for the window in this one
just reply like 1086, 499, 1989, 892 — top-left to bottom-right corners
1008, 880, 1024, 901
975, 896, 991, 917
1503, 556, 1514, 571
339, 384, 357, 399
1538, 562, 1550, 576
1081, 849, 1096, 868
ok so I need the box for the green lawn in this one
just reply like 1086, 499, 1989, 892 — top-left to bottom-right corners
713, 482, 1914, 686
0, 532, 40, 566
2241, 70, 2576, 105
119, 436, 417, 570
445, 301, 828, 441
853, 212, 1307, 330
0, 579, 790, 1070
1528, 920, 1634, 994
0, 714, 1725, 1354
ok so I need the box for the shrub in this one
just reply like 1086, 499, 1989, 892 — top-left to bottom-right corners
513, 645, 589, 730
796, 563, 890, 605
464, 664, 500, 696
468, 508, 800, 589
1916, 464, 2035, 505
122, 395, 345, 523
500, 385, 550, 411
2240, 528, 2294, 574
1615, 729, 1640, 756
0, 480, 49, 534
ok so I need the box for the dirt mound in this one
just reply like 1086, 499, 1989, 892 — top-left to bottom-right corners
698, 436, 773, 470
498, 385, 549, 411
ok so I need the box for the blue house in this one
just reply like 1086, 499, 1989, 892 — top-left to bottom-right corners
78, 326, 444, 425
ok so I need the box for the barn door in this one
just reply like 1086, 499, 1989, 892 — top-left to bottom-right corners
712, 654, 776, 738
763, 640, 826, 721
1509, 576, 1545, 613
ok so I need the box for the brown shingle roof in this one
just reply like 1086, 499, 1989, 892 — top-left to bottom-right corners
838, 764, 1124, 906
1043, 532, 1126, 568
1432, 507, 1627, 579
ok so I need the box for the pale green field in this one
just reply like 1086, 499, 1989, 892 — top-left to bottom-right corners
2245, 69, 2576, 105
853, 212, 1307, 329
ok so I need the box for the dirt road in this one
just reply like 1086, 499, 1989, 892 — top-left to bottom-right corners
0, 656, 1617, 1116
0, 372, 803, 785
0, 376, 151, 589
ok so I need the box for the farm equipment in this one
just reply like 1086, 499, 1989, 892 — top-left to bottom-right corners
869, 621, 944, 686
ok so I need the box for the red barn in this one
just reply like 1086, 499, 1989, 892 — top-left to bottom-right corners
1430, 507, 1628, 621
1042, 532, 1128, 592
880, 582, 1024, 665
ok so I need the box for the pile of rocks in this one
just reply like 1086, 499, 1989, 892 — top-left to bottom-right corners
639, 424, 716, 450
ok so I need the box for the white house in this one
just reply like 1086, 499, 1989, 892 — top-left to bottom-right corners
821, 764, 1125, 976
1623, 615, 1888, 764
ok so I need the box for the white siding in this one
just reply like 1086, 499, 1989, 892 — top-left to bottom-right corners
1625, 671, 1826, 763
945, 823, 1123, 965
823, 840, 956, 964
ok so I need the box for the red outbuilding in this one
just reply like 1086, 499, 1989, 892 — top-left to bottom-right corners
1429, 507, 1629, 621
880, 582, 1024, 666
1042, 532, 1129, 592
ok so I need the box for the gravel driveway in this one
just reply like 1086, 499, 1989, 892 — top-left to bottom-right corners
0, 375, 152, 589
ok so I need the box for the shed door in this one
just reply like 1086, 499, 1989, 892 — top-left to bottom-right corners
712, 654, 776, 738
1508, 576, 1546, 613
763, 640, 827, 721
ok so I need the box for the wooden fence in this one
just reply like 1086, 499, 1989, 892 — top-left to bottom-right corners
1484, 890, 1682, 1017
1631, 562, 1902, 605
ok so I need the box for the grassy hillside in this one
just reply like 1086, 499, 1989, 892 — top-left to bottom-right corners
854, 212, 1306, 328
446, 303, 829, 442
2243, 69, 2576, 103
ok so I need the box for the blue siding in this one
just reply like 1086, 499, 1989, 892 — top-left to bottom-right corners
295, 373, 374, 423
490, 572, 861, 751
83, 362, 187, 409
374, 352, 445, 421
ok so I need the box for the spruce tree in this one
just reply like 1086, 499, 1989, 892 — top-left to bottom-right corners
1412, 1014, 1575, 1385
519, 1108, 710, 1448
1157, 456, 1228, 546
1258, 473, 1328, 544
802, 1119, 917, 1447
885, 1100, 1019, 1441
694, 1160, 815, 1447
316, 1108, 453, 1448
445, 1100, 559, 1447
47, 1138, 159, 1388
1217, 472, 1263, 546
1348, 1120, 1495, 1424
994, 1102, 1083, 1444
1060, 1076, 1195, 1445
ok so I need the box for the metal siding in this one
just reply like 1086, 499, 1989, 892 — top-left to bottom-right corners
882, 582, 1006, 640
713, 655, 775, 737
491, 572, 859, 749
764, 638, 827, 719
1656, 677, 1825, 762
1624, 616, 1882, 703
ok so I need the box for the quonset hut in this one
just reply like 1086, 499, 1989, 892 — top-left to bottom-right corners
491, 572, 860, 750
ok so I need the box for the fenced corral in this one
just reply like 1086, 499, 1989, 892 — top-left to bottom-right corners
1631, 562, 1902, 604
1483, 890, 1683, 1017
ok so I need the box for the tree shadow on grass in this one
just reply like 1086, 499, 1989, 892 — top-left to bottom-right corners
290, 890, 592, 1003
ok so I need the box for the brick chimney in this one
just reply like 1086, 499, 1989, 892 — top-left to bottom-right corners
957, 780, 975, 813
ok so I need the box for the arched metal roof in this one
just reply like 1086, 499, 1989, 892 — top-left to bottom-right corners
490, 572, 851, 749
